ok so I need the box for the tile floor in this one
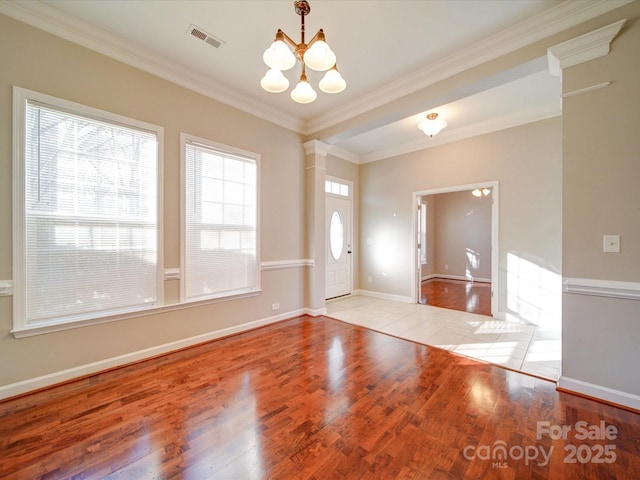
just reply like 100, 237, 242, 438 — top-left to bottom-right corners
325, 294, 561, 380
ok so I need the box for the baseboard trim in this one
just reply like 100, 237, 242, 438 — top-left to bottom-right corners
422, 274, 491, 283
306, 307, 328, 316
557, 375, 640, 412
0, 308, 308, 401
353, 289, 412, 303
563, 277, 640, 301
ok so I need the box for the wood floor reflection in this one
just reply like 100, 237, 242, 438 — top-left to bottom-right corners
1, 316, 638, 479
421, 278, 492, 316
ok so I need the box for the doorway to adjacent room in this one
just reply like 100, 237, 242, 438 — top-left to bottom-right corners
412, 182, 498, 317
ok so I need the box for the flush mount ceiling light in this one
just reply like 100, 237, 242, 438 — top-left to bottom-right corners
418, 113, 448, 137
260, 0, 346, 104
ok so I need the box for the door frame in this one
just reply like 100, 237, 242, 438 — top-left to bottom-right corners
325, 176, 354, 299
411, 181, 499, 317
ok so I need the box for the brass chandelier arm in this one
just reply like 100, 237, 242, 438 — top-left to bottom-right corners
273, 27, 327, 62
273, 0, 326, 62
276, 29, 298, 49
305, 29, 325, 48
274, 28, 325, 51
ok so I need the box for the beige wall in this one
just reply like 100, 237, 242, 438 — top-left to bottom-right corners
426, 190, 492, 280
2, 0, 639, 409
0, 15, 307, 389
560, 2, 640, 399
358, 117, 562, 323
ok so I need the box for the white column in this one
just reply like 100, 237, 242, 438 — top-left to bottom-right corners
304, 140, 331, 313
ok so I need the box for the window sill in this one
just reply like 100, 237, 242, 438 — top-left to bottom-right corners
11, 289, 262, 338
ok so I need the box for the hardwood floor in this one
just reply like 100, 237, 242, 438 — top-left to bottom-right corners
1, 316, 638, 479
421, 278, 492, 316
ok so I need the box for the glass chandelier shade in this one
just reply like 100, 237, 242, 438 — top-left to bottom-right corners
260, 68, 290, 93
262, 35, 296, 71
290, 73, 317, 104
418, 113, 448, 137
319, 65, 346, 94
302, 36, 336, 71
260, 0, 345, 104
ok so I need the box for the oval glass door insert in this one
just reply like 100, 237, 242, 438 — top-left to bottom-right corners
329, 211, 344, 260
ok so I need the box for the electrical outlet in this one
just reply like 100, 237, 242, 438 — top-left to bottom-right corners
367, 276, 372, 283
272, 302, 280, 310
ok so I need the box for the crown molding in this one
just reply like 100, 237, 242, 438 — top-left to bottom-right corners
358, 104, 561, 164
547, 19, 626, 76
0, 0, 306, 133
306, 0, 634, 135
0, 0, 632, 137
327, 145, 360, 163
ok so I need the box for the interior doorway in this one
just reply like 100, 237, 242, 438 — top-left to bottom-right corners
412, 182, 499, 317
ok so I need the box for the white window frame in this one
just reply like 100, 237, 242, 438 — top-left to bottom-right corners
325, 179, 350, 197
420, 200, 428, 265
180, 133, 261, 304
12, 86, 164, 335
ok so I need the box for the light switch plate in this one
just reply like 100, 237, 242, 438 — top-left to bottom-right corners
603, 235, 621, 253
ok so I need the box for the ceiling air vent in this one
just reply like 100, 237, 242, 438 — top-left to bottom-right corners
187, 24, 224, 49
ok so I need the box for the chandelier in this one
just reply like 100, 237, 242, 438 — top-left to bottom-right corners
418, 113, 448, 137
260, 0, 346, 104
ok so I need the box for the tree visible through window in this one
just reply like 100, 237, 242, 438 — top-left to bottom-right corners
13, 88, 162, 330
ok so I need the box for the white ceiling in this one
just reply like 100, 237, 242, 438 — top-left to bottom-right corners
1, 1, 629, 162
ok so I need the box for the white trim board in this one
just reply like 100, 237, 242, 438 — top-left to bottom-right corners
261, 259, 315, 271
558, 376, 640, 412
353, 289, 413, 304
563, 277, 640, 301
0, 308, 315, 401
422, 274, 492, 283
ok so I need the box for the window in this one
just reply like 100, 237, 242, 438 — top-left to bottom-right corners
420, 201, 427, 265
12, 87, 163, 331
325, 179, 349, 197
181, 134, 259, 302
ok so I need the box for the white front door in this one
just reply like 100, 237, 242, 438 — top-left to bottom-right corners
326, 193, 352, 299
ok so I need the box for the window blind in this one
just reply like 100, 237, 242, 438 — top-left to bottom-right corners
183, 140, 258, 301
23, 100, 159, 326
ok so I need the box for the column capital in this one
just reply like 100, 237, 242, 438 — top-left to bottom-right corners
547, 19, 626, 76
303, 139, 332, 157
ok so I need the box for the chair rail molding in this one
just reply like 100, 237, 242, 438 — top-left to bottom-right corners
563, 277, 640, 301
